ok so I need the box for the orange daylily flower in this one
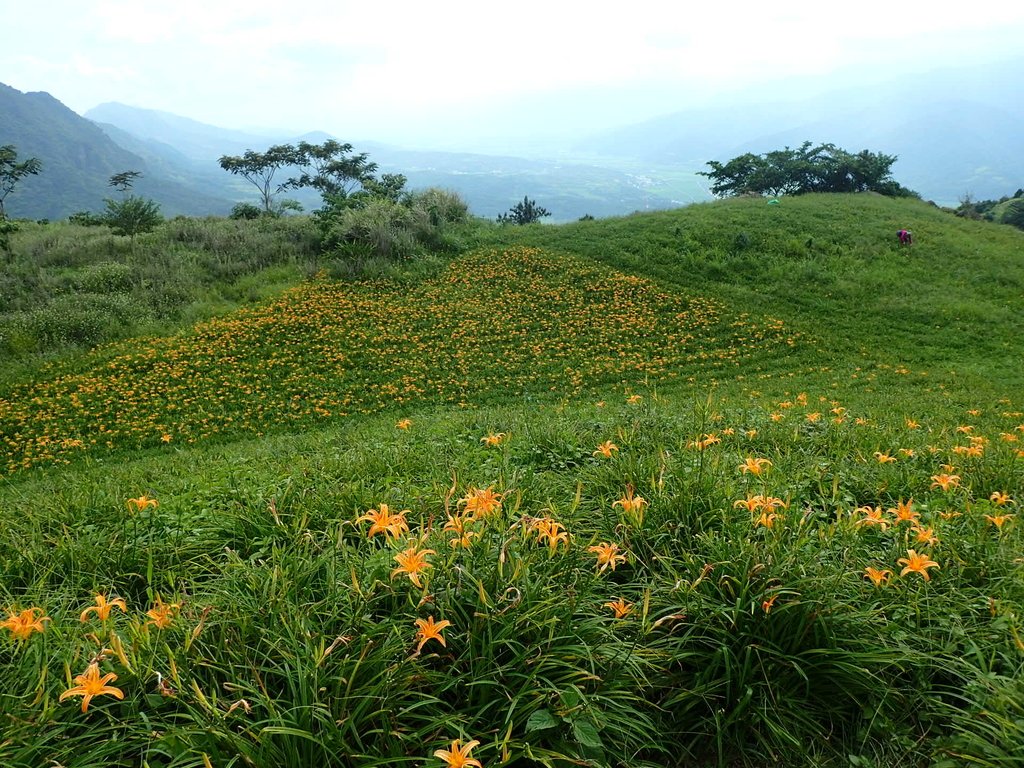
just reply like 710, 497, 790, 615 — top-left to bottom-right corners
126, 495, 159, 512
414, 616, 452, 654
688, 433, 721, 450
59, 663, 125, 713
990, 492, 1015, 507
80, 594, 127, 622
391, 546, 435, 588
146, 596, 181, 630
480, 433, 506, 447
533, 518, 569, 552
761, 594, 779, 613
897, 550, 940, 581
912, 526, 939, 547
459, 487, 504, 520
985, 514, 1014, 530
1, 607, 50, 640
930, 473, 961, 491
888, 499, 919, 525
434, 739, 482, 768
956, 425, 974, 434
395, 418, 412, 430
589, 542, 627, 573
593, 440, 619, 458
874, 451, 896, 464
738, 457, 772, 475
855, 505, 889, 531
357, 504, 410, 540
755, 511, 781, 528
613, 487, 649, 515
625, 394, 643, 405
603, 598, 633, 619
443, 514, 478, 548
863, 567, 893, 586
905, 419, 920, 429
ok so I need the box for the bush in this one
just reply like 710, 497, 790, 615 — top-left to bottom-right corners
67, 211, 106, 227
229, 202, 263, 220
322, 198, 416, 260
103, 195, 163, 239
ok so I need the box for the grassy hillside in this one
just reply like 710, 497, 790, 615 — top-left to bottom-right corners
1, 194, 1022, 767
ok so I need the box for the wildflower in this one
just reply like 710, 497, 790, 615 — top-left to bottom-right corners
146, 596, 181, 630
985, 514, 1014, 530
626, 394, 643, 405
589, 542, 627, 573
956, 425, 974, 434
595, 401, 606, 408
603, 598, 633, 619
59, 663, 125, 713
806, 412, 821, 423
863, 567, 892, 587
613, 487, 649, 515
1, 607, 50, 641
755, 510, 781, 528
533, 518, 568, 552
443, 514, 478, 548
897, 550, 940, 581
761, 594, 779, 613
459, 487, 504, 519
912, 526, 939, 547
738, 456, 772, 476
395, 418, 412, 430
126, 495, 158, 512
990, 492, 1015, 507
689, 433, 721, 449
160, 433, 172, 443
391, 546, 435, 588
434, 739, 482, 768
930, 473, 961, 491
999, 432, 1018, 443
745, 429, 758, 438
898, 448, 915, 457
80, 594, 127, 622
905, 419, 920, 429
953, 444, 984, 458
734, 494, 765, 512
593, 440, 618, 458
770, 412, 784, 422
874, 451, 896, 464
889, 499, 919, 525
480, 433, 506, 447
855, 505, 889, 531
414, 616, 451, 654
357, 504, 410, 540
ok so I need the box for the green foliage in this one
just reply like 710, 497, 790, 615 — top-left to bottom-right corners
218, 144, 302, 213
700, 141, 914, 198
0, 144, 42, 217
107, 170, 142, 193
102, 194, 163, 239
67, 210, 106, 227
1001, 198, 1024, 230
498, 195, 551, 225
229, 201, 262, 220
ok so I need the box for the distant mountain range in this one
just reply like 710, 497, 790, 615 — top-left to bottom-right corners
3, 59, 1022, 220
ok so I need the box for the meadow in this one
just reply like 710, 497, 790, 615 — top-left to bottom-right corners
1, 195, 1022, 768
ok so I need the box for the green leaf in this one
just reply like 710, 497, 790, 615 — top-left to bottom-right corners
571, 718, 602, 749
525, 708, 558, 732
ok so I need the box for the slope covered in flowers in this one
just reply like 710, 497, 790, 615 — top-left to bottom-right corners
0, 246, 807, 473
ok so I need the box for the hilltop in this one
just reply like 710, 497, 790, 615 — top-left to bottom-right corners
0, 194, 1022, 768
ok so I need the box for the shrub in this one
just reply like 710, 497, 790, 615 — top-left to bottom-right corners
323, 197, 416, 260
229, 202, 263, 220
103, 195, 163, 239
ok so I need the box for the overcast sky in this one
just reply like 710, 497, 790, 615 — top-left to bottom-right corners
4, 0, 1024, 150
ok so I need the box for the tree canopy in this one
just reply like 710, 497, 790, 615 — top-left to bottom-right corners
699, 142, 915, 198
0, 144, 42, 217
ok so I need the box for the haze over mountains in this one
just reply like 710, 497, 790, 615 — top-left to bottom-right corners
2, 56, 1021, 221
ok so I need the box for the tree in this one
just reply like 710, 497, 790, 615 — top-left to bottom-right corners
289, 140, 378, 198
497, 196, 551, 225
218, 144, 301, 213
0, 144, 42, 217
700, 142, 912, 198
104, 195, 162, 240
108, 170, 143, 194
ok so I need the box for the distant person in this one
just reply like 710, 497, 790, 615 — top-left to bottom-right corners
897, 229, 913, 246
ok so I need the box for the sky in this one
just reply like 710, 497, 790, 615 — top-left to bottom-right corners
4, 0, 1024, 151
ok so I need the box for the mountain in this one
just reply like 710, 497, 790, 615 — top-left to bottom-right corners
576, 58, 1024, 205
86, 103, 685, 221
0, 83, 233, 219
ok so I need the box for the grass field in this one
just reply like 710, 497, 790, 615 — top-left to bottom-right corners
1, 195, 1022, 767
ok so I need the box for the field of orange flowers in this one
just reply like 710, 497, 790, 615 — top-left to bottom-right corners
1, 382, 1022, 766
0, 247, 808, 474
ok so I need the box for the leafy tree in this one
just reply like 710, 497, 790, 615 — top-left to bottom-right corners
700, 142, 912, 198
229, 202, 262, 220
104, 195, 162, 240
497, 196, 551, 225
289, 140, 378, 199
218, 144, 302, 214
108, 170, 143, 194
0, 144, 42, 218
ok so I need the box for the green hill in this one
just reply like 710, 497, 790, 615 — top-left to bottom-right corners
1, 195, 1022, 768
